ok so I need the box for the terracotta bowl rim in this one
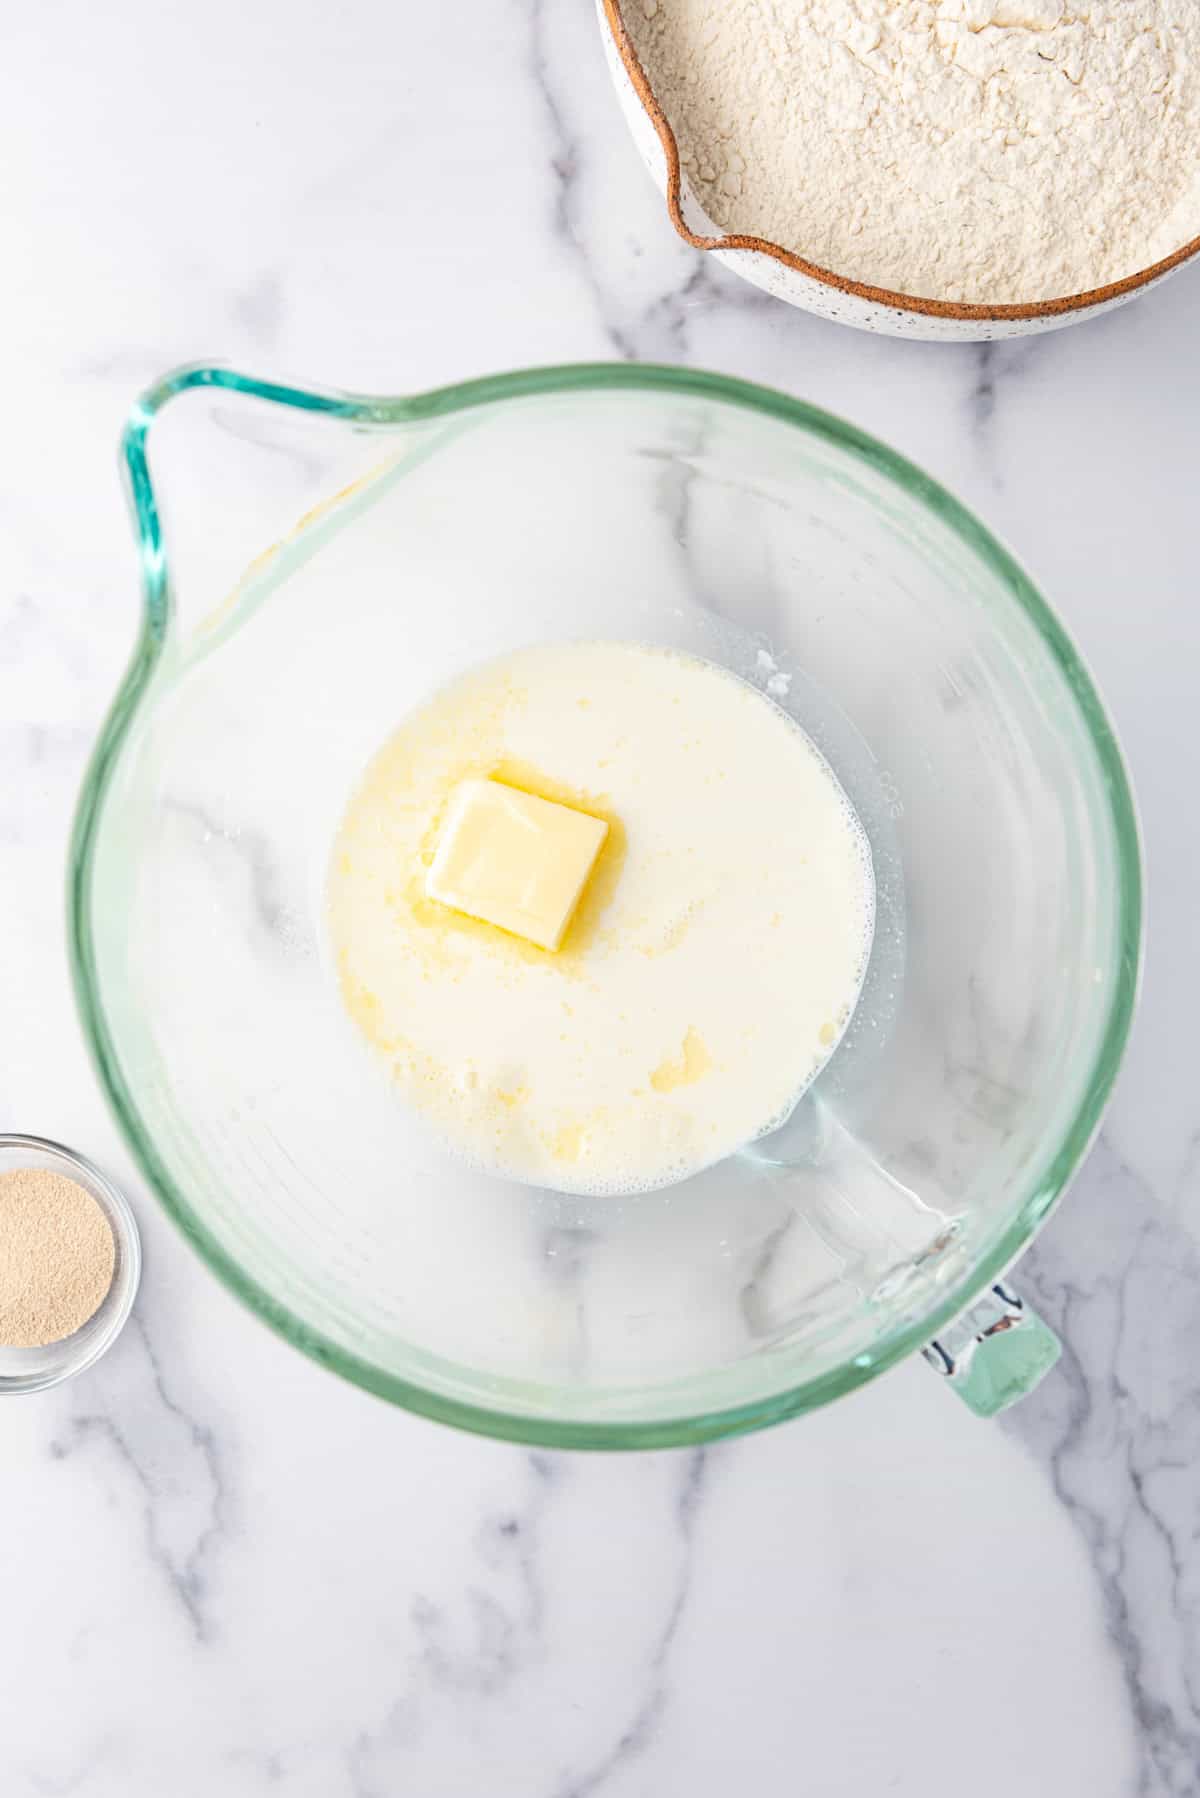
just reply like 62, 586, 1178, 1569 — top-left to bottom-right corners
602, 0, 1200, 323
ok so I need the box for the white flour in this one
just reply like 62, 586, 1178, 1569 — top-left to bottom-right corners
626, 0, 1200, 302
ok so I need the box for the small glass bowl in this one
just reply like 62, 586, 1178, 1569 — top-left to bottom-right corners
0, 1133, 142, 1395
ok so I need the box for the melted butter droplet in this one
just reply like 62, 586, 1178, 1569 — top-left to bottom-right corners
650, 1026, 712, 1093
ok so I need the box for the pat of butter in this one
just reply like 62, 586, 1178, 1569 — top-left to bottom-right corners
426, 778, 608, 951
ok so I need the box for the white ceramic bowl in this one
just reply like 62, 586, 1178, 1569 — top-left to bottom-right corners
598, 0, 1200, 342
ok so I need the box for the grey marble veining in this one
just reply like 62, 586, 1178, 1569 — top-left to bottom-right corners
1010, 1136, 1200, 1798
51, 1313, 230, 1644
2, 1, 1198, 1793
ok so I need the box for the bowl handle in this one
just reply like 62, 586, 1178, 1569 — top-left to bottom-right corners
921, 1281, 1060, 1418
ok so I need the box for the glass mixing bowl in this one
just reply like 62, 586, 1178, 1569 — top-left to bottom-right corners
70, 365, 1141, 1445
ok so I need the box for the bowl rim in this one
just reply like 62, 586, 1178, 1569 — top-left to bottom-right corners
70, 360, 1143, 1447
600, 0, 1200, 323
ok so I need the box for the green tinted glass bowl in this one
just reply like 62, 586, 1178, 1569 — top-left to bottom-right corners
70, 365, 1141, 1446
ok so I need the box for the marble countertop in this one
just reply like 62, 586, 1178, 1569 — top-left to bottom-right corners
4, 4, 1199, 1793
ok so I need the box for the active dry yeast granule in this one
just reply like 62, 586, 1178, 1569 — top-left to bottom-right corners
0, 1167, 115, 1347
627, 0, 1200, 302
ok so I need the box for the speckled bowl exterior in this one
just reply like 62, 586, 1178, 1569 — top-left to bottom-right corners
599, 0, 1200, 342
